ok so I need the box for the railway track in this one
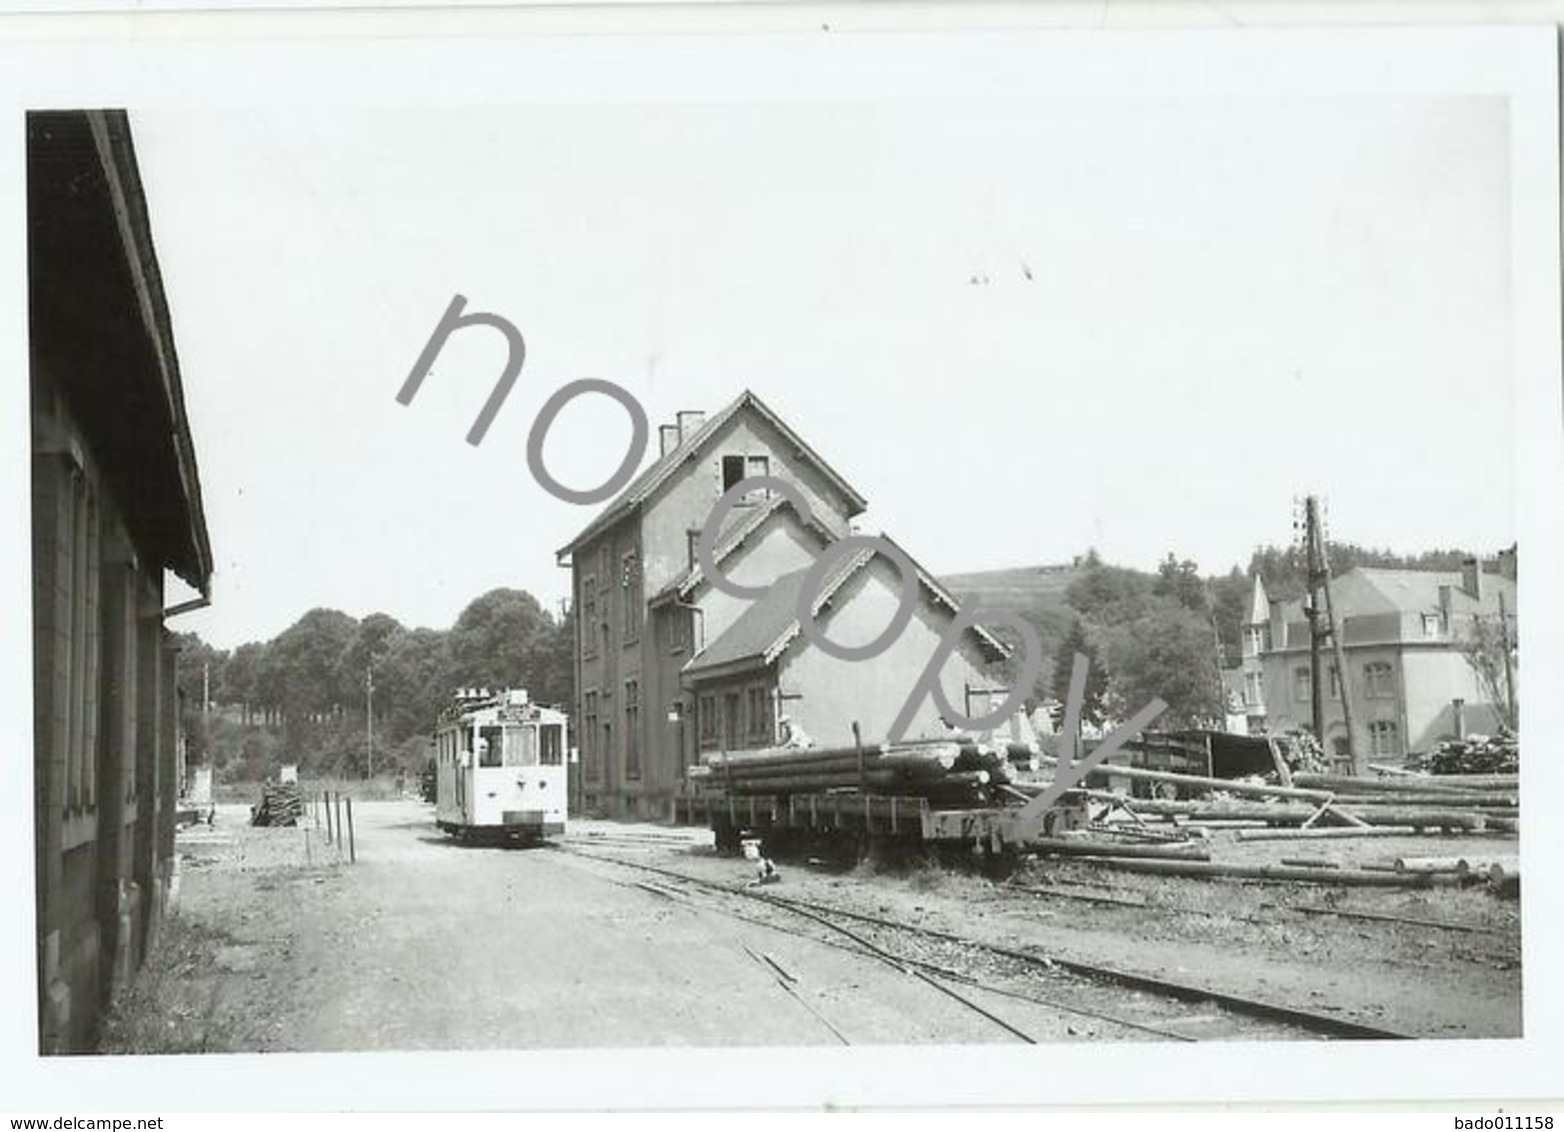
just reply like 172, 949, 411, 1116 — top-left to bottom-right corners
554, 844, 1413, 1043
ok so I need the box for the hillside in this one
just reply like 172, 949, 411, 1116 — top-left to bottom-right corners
939, 563, 1086, 662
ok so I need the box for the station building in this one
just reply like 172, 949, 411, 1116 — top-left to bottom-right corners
30, 110, 213, 1052
557, 390, 1011, 818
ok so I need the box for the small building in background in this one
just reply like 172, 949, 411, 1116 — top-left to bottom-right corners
30, 110, 213, 1053
1247, 559, 1517, 772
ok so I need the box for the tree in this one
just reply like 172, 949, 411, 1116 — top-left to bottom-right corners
224, 641, 268, 723
1065, 558, 1154, 622
335, 612, 405, 709
1207, 566, 1251, 663
268, 608, 360, 727
375, 627, 453, 743
447, 588, 566, 699
1097, 601, 1225, 728
172, 631, 228, 706
1049, 619, 1108, 728
1461, 613, 1519, 729
1152, 553, 1208, 614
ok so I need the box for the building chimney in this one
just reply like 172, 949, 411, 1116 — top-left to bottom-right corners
1497, 544, 1518, 581
676, 410, 707, 445
659, 423, 680, 458
1461, 556, 1483, 601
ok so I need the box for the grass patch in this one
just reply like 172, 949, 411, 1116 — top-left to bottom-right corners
97, 914, 247, 1055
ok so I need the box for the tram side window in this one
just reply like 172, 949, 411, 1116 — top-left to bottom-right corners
479, 725, 504, 767
540, 724, 563, 766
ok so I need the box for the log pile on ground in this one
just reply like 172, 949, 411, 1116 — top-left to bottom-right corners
1015, 755, 1520, 839
1409, 730, 1519, 776
1276, 730, 1329, 776
688, 737, 1014, 806
250, 781, 303, 827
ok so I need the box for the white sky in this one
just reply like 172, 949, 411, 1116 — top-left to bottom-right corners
133, 94, 1515, 648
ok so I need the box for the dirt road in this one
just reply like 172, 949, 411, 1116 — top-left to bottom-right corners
103, 798, 1520, 1054
125, 801, 1084, 1050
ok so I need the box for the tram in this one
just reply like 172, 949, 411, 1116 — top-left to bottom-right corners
434, 688, 568, 843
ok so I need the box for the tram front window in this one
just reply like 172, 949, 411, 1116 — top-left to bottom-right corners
504, 726, 537, 767
478, 726, 504, 767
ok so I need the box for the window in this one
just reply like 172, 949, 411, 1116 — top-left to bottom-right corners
478, 725, 504, 767
57, 467, 102, 817
621, 552, 642, 640
583, 691, 600, 781
1244, 671, 1264, 709
745, 685, 774, 745
598, 545, 611, 589
539, 723, 563, 767
1293, 666, 1312, 703
723, 692, 742, 750
1368, 720, 1400, 757
668, 606, 689, 655
1422, 613, 1442, 639
1245, 626, 1263, 657
1328, 664, 1341, 700
720, 453, 772, 499
581, 576, 598, 658
624, 680, 641, 779
503, 726, 537, 767
1364, 661, 1395, 699
686, 529, 700, 570
698, 693, 718, 751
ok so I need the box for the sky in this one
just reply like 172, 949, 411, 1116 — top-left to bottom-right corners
131, 93, 1516, 649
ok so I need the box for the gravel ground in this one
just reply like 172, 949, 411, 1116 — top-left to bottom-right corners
564, 819, 1523, 1040
98, 802, 1520, 1054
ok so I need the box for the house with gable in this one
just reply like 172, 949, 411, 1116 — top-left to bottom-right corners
1248, 557, 1518, 771
678, 536, 1011, 765
556, 390, 1012, 818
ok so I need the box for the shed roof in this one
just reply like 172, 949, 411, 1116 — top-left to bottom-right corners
29, 110, 212, 594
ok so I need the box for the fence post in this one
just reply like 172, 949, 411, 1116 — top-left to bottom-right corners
325, 790, 335, 844
334, 791, 343, 853
346, 796, 356, 864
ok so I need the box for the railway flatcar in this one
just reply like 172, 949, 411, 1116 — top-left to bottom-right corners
434, 688, 568, 843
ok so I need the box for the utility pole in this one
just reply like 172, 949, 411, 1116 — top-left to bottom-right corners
1205, 580, 1228, 730
1498, 589, 1517, 729
365, 663, 375, 780
1301, 500, 1326, 746
1304, 495, 1358, 773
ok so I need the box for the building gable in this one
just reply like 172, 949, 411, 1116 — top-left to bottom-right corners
556, 389, 867, 575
